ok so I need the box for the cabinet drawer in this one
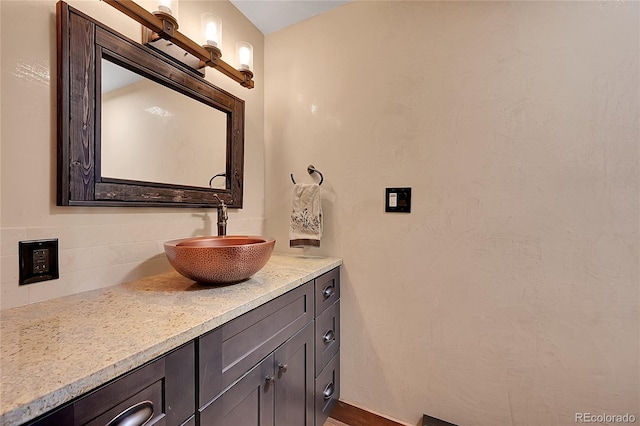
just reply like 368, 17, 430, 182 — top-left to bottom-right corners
29, 341, 195, 426
315, 301, 340, 375
199, 281, 314, 406
315, 351, 340, 426
315, 268, 340, 316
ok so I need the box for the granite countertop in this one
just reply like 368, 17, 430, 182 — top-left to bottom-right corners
0, 254, 342, 425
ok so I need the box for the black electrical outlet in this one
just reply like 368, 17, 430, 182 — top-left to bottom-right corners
19, 239, 59, 285
385, 187, 411, 213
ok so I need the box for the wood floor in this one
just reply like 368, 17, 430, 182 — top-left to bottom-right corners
325, 418, 350, 426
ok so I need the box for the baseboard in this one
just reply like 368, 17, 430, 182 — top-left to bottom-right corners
330, 400, 406, 426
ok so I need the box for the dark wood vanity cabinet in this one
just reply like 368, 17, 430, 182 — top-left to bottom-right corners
25, 268, 340, 426
197, 267, 341, 426
28, 341, 196, 426
197, 278, 318, 426
199, 323, 314, 426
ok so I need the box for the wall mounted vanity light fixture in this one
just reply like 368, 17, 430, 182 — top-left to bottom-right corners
141, 0, 204, 72
154, 0, 178, 27
201, 13, 222, 61
103, 0, 255, 88
236, 41, 253, 72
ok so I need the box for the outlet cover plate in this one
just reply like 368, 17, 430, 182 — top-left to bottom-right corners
19, 239, 59, 285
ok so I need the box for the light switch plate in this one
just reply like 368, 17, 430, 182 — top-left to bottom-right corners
385, 187, 411, 213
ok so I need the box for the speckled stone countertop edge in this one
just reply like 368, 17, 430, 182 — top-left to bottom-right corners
0, 254, 342, 425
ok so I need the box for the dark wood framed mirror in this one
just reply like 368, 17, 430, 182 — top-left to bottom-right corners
57, 1, 244, 208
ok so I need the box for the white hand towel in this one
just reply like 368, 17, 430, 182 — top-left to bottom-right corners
289, 183, 322, 247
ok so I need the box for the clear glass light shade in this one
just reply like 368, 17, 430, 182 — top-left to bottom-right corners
236, 41, 253, 71
155, 0, 178, 18
201, 13, 222, 48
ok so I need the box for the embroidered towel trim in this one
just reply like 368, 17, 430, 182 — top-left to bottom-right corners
289, 183, 322, 248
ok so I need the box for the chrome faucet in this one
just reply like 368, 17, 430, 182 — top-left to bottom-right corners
213, 194, 228, 236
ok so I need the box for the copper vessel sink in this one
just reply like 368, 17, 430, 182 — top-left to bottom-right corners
164, 236, 276, 284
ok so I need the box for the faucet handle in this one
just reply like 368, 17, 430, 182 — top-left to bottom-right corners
213, 194, 226, 207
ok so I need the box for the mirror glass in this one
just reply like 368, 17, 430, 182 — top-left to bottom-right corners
100, 59, 227, 189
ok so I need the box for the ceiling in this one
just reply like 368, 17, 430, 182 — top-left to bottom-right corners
229, 0, 351, 35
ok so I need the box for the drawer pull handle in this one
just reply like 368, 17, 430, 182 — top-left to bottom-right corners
278, 363, 288, 374
266, 375, 276, 386
106, 400, 153, 426
323, 383, 335, 400
322, 285, 335, 299
322, 329, 335, 344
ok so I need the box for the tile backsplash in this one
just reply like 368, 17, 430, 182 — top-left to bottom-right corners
0, 217, 264, 310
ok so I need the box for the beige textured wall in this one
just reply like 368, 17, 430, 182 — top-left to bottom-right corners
264, 1, 639, 425
0, 0, 264, 309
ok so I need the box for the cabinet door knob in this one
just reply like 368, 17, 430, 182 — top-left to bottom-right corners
322, 329, 335, 344
106, 400, 153, 426
322, 285, 335, 299
278, 363, 288, 374
322, 383, 335, 400
265, 375, 276, 386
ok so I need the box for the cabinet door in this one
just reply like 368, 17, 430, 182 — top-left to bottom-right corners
199, 354, 275, 426
274, 322, 314, 426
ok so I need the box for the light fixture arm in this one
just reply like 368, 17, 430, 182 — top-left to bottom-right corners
102, 0, 254, 89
